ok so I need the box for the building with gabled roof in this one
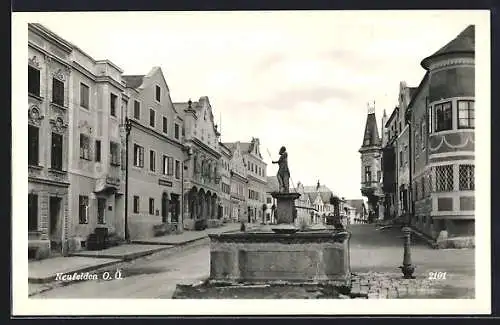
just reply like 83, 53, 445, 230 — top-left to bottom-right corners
359, 102, 384, 222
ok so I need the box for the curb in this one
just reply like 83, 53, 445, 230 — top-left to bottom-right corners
69, 245, 173, 261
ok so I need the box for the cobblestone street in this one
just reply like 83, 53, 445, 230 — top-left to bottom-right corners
30, 224, 474, 299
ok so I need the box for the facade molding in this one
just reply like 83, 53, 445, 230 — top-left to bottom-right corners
429, 57, 475, 72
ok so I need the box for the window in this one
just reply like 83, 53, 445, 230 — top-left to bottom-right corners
28, 125, 39, 165
377, 171, 381, 182
459, 165, 475, 190
175, 160, 180, 179
155, 85, 161, 102
80, 83, 90, 108
149, 150, 156, 172
28, 193, 38, 231
133, 196, 140, 213
435, 165, 454, 192
174, 123, 180, 140
110, 142, 120, 166
399, 150, 403, 168
28, 66, 40, 96
79, 195, 89, 224
80, 134, 90, 160
162, 117, 168, 134
267, 197, 272, 204
428, 106, 433, 134
182, 126, 185, 136
458, 100, 475, 129
110, 93, 117, 117
133, 144, 144, 167
51, 133, 63, 170
421, 121, 426, 151
149, 198, 155, 215
133, 100, 141, 120
95, 140, 101, 162
163, 156, 173, 175
364, 166, 371, 182
52, 78, 64, 106
434, 101, 452, 132
149, 109, 155, 127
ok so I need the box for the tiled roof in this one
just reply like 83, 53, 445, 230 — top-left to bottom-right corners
421, 25, 475, 69
361, 112, 381, 148
122, 75, 145, 89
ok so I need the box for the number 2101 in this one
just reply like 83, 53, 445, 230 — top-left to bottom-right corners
428, 272, 447, 280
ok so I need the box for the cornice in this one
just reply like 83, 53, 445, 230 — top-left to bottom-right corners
29, 24, 73, 54
192, 138, 221, 159
429, 57, 475, 72
28, 41, 71, 69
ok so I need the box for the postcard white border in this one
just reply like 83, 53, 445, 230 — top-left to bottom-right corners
12, 10, 491, 315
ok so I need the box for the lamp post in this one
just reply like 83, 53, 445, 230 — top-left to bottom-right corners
181, 147, 193, 232
399, 226, 416, 278
124, 117, 132, 242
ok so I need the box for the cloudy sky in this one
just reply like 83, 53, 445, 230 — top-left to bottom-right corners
20, 11, 484, 199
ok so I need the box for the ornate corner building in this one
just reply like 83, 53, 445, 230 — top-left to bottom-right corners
359, 104, 384, 222
409, 25, 475, 239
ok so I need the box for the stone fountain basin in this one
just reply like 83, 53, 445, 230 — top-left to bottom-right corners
208, 230, 351, 286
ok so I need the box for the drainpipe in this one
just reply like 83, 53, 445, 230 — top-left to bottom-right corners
181, 147, 193, 231
124, 117, 132, 242
406, 109, 413, 227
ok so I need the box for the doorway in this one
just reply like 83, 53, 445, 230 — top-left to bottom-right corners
49, 196, 62, 254
162, 192, 169, 223
97, 198, 106, 225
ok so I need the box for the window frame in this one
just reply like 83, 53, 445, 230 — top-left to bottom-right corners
95, 140, 101, 162
174, 123, 180, 140
133, 195, 140, 213
110, 93, 118, 117
133, 100, 141, 120
162, 116, 168, 134
457, 100, 475, 129
133, 144, 145, 168
28, 193, 38, 231
433, 101, 453, 132
28, 124, 39, 166
110, 141, 120, 166
80, 134, 91, 160
80, 82, 90, 109
79, 195, 89, 224
155, 85, 161, 102
175, 160, 181, 179
28, 65, 41, 97
149, 198, 155, 215
149, 149, 156, 172
52, 78, 65, 106
149, 108, 156, 128
51, 132, 63, 170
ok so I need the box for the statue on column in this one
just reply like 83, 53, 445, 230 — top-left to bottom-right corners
272, 146, 290, 193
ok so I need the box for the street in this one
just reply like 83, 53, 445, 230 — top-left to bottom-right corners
31, 224, 474, 299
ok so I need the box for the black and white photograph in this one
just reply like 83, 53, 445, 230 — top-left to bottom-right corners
12, 9, 491, 315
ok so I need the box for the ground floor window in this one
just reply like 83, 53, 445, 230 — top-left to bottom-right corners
133, 196, 140, 213
435, 165, 454, 192
149, 198, 155, 215
28, 193, 38, 231
79, 195, 89, 224
459, 164, 475, 191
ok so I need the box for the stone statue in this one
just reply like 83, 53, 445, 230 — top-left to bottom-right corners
272, 146, 290, 193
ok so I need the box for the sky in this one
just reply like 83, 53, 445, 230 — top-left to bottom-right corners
23, 11, 482, 199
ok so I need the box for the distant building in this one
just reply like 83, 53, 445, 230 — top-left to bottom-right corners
345, 199, 368, 223
295, 182, 316, 225
359, 104, 384, 222
223, 142, 249, 222
303, 181, 337, 224
218, 142, 233, 221
174, 97, 222, 230
241, 138, 268, 223
123, 67, 185, 239
265, 176, 279, 224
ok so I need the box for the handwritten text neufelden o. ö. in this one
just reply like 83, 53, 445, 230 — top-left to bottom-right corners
55, 270, 123, 282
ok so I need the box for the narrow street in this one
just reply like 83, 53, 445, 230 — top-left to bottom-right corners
31, 224, 474, 299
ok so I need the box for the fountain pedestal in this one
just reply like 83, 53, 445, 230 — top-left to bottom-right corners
271, 191, 301, 224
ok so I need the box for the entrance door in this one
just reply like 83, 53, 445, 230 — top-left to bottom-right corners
97, 198, 106, 225
170, 194, 179, 223
162, 193, 169, 223
49, 197, 62, 253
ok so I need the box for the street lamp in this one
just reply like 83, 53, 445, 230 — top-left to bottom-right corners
181, 146, 193, 231
124, 117, 132, 242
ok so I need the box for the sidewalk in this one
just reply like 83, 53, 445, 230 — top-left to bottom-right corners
131, 222, 244, 245
28, 222, 245, 285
